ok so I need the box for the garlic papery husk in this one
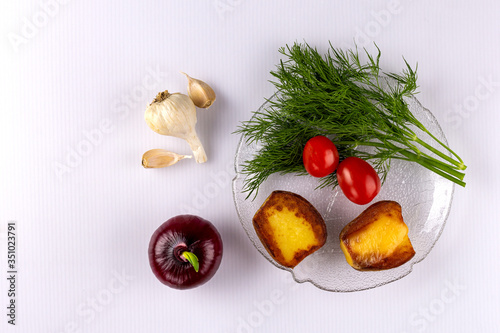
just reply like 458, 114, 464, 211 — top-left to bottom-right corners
142, 149, 192, 168
182, 72, 216, 109
145, 91, 207, 163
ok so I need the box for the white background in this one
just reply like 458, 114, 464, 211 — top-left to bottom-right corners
1, 1, 499, 332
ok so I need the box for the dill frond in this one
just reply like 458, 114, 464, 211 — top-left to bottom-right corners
235, 42, 466, 199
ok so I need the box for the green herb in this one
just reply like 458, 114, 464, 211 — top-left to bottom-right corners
235, 42, 466, 199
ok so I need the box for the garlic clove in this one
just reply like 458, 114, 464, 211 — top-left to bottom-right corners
181, 72, 216, 109
142, 149, 192, 168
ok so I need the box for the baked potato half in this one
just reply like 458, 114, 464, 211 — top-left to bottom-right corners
339, 200, 415, 271
253, 191, 327, 268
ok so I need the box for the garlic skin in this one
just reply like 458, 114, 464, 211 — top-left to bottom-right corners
182, 72, 216, 109
145, 91, 207, 163
142, 149, 192, 168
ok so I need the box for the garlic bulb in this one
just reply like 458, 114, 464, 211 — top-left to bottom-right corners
145, 91, 207, 163
142, 149, 192, 168
182, 72, 216, 109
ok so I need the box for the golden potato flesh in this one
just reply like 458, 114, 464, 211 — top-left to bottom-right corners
339, 201, 415, 271
253, 191, 327, 268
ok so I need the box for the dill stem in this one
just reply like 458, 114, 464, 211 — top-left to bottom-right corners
335, 140, 466, 185
395, 127, 463, 171
383, 140, 466, 180
402, 158, 465, 187
388, 126, 465, 171
412, 121, 466, 168
393, 149, 466, 186
414, 138, 465, 170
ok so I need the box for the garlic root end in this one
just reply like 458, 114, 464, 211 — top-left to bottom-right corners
185, 135, 207, 163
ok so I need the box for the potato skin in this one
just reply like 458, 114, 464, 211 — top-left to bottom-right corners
375, 236, 415, 270
253, 191, 327, 268
340, 201, 401, 237
339, 200, 416, 271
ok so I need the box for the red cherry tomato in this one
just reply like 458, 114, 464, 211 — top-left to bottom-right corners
303, 136, 339, 178
336, 157, 381, 205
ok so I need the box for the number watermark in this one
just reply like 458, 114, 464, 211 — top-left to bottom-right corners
5, 221, 17, 325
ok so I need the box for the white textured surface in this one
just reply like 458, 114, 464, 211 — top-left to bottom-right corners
1, 1, 499, 332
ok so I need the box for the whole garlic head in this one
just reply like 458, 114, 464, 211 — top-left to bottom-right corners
145, 91, 207, 163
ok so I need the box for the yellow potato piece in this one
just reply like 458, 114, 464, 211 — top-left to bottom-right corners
339, 201, 415, 271
266, 207, 320, 264
253, 191, 327, 268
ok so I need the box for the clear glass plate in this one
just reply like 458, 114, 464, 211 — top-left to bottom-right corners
233, 85, 455, 292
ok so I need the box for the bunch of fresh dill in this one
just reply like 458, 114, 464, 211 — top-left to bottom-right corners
236, 42, 466, 198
